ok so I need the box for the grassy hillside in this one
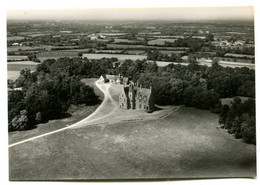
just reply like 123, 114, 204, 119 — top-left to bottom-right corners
9, 106, 256, 180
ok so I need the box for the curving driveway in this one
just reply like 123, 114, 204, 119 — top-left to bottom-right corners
8, 81, 117, 148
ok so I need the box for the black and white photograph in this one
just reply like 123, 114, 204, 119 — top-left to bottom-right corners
1, 0, 258, 184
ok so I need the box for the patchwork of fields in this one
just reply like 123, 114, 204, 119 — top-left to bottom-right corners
148, 38, 177, 45
82, 53, 147, 60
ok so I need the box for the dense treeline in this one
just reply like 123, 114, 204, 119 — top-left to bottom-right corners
147, 50, 184, 62
117, 59, 255, 143
219, 97, 255, 144
164, 37, 208, 52
118, 60, 254, 104
8, 57, 100, 131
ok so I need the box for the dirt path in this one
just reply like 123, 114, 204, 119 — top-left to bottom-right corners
8, 81, 114, 148
71, 81, 118, 128
9, 81, 177, 147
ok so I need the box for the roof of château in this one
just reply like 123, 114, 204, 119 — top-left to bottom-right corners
122, 77, 129, 83
100, 74, 107, 80
106, 74, 119, 80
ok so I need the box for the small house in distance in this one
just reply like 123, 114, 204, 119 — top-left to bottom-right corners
119, 82, 155, 112
98, 74, 129, 84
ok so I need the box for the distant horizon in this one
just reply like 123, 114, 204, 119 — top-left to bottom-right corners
6, 7, 254, 21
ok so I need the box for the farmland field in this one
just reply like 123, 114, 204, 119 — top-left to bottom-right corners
7, 45, 79, 52
159, 50, 186, 55
28, 33, 48, 37
98, 33, 128, 36
37, 56, 80, 62
7, 56, 28, 61
113, 39, 140, 44
126, 50, 146, 55
153, 35, 184, 39
148, 39, 176, 45
7, 36, 25, 41
107, 44, 189, 50
96, 50, 122, 53
37, 51, 79, 57
224, 53, 255, 59
7, 46, 38, 52
8, 61, 38, 80
82, 53, 147, 60
7, 71, 21, 81
8, 61, 38, 71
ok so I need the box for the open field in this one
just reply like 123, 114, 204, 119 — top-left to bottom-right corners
37, 51, 79, 57
8, 61, 38, 80
7, 71, 21, 81
7, 45, 79, 52
98, 33, 128, 36
28, 33, 48, 37
9, 82, 256, 180
113, 39, 140, 44
107, 44, 189, 51
9, 78, 102, 145
148, 39, 176, 45
96, 50, 122, 53
7, 46, 39, 52
7, 36, 25, 41
8, 61, 38, 71
125, 50, 146, 55
159, 50, 186, 55
82, 53, 147, 60
153, 35, 184, 39
224, 53, 255, 59
7, 56, 28, 61
37, 56, 81, 62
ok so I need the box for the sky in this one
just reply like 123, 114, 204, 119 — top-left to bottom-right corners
6, 7, 254, 21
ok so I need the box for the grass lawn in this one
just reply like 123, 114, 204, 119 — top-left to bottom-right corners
8, 78, 103, 145
9, 105, 256, 180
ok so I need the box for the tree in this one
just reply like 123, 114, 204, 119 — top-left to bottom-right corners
241, 114, 256, 144
205, 34, 214, 42
187, 54, 198, 64
9, 110, 30, 131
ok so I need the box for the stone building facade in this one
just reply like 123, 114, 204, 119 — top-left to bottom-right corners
119, 82, 155, 112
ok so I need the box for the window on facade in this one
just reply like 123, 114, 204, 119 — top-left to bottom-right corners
139, 104, 141, 108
